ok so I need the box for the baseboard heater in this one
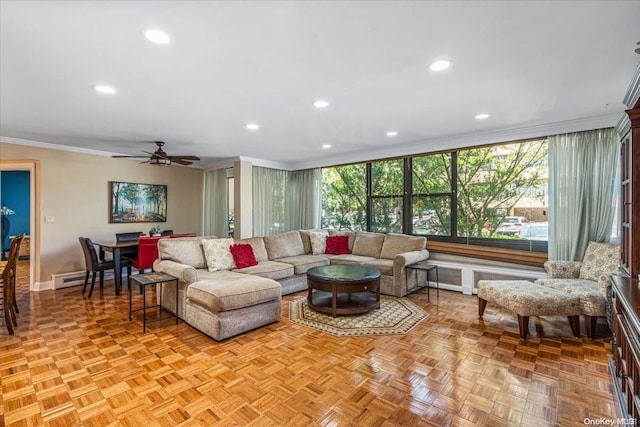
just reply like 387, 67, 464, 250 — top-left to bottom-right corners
52, 269, 128, 289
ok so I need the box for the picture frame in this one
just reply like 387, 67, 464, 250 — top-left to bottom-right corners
109, 181, 167, 223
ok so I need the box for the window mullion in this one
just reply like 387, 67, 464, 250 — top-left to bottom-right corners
451, 151, 458, 238
366, 162, 372, 232
404, 157, 412, 234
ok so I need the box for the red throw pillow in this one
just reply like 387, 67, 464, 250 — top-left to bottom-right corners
229, 243, 258, 269
325, 235, 350, 255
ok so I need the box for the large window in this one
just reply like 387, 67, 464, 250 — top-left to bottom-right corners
412, 153, 453, 236
371, 159, 403, 233
454, 141, 547, 241
321, 139, 549, 251
321, 164, 366, 231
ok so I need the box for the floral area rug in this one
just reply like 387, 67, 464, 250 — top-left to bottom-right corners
288, 295, 428, 337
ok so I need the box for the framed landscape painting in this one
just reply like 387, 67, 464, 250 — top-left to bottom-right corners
109, 181, 167, 223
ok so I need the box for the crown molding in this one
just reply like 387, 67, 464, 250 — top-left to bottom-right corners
290, 113, 622, 170
0, 136, 120, 157
623, 63, 640, 109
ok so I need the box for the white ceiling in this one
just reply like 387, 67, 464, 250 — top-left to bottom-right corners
1, 1, 639, 170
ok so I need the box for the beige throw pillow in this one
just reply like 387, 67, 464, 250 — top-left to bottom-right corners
201, 238, 235, 272
309, 230, 329, 255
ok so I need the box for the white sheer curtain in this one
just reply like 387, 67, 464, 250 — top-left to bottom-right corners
288, 168, 322, 230
548, 127, 618, 261
253, 166, 322, 236
203, 168, 229, 237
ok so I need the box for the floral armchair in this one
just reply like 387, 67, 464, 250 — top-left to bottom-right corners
535, 241, 620, 338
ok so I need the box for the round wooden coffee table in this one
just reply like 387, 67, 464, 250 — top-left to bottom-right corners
306, 265, 381, 317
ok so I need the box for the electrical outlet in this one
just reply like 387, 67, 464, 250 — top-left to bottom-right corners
45, 216, 55, 224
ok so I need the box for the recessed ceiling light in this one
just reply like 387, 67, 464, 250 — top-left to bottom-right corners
429, 60, 452, 71
386, 131, 398, 137
322, 144, 332, 149
475, 113, 490, 120
144, 29, 170, 44
246, 123, 260, 131
93, 85, 116, 94
313, 100, 329, 108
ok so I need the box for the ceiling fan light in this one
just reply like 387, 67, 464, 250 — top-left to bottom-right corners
144, 29, 170, 44
429, 60, 452, 72
150, 157, 171, 166
94, 85, 116, 94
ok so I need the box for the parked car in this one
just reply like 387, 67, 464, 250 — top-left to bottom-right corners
519, 222, 549, 240
496, 216, 529, 235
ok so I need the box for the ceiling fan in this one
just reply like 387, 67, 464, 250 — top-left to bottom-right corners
112, 141, 200, 166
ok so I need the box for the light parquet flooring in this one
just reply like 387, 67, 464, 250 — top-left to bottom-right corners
1, 260, 617, 426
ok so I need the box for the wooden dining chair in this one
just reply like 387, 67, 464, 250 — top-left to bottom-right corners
1, 233, 24, 334
115, 232, 143, 260
79, 237, 131, 297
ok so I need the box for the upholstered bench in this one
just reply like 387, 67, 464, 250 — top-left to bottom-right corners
477, 280, 582, 340
184, 271, 282, 341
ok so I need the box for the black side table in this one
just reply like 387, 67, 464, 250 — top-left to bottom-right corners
404, 263, 439, 301
129, 272, 179, 333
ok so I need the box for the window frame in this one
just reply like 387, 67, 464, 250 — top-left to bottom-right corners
321, 139, 549, 253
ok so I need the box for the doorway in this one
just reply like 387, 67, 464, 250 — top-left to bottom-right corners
0, 160, 38, 290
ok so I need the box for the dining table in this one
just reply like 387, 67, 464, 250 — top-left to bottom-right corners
94, 240, 138, 296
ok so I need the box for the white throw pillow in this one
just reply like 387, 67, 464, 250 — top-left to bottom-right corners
201, 238, 235, 272
309, 230, 329, 255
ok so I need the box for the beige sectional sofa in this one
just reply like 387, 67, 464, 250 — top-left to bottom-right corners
152, 230, 428, 340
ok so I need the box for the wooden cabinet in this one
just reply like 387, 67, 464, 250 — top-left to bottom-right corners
617, 64, 640, 278
610, 275, 640, 422
610, 64, 640, 422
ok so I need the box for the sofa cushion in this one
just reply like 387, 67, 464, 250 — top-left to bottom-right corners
230, 243, 258, 269
379, 234, 427, 260
351, 231, 385, 258
325, 235, 350, 255
158, 237, 208, 269
187, 272, 281, 312
298, 230, 317, 254
309, 230, 329, 255
275, 254, 329, 274
202, 238, 235, 271
327, 254, 377, 265
264, 231, 305, 260
235, 237, 269, 262
234, 260, 294, 280
362, 258, 393, 276
579, 241, 620, 282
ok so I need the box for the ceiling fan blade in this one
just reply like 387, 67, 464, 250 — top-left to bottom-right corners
170, 159, 193, 166
139, 159, 151, 164
112, 155, 148, 158
141, 150, 168, 158
169, 155, 200, 161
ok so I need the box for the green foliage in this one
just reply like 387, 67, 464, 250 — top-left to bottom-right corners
322, 164, 366, 231
456, 141, 547, 237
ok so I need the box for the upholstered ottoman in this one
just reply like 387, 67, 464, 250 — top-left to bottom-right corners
184, 271, 282, 341
477, 280, 581, 339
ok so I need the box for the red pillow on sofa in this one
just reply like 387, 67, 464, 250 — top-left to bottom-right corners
229, 243, 258, 269
325, 235, 350, 255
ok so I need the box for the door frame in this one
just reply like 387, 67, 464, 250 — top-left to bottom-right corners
0, 160, 39, 291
